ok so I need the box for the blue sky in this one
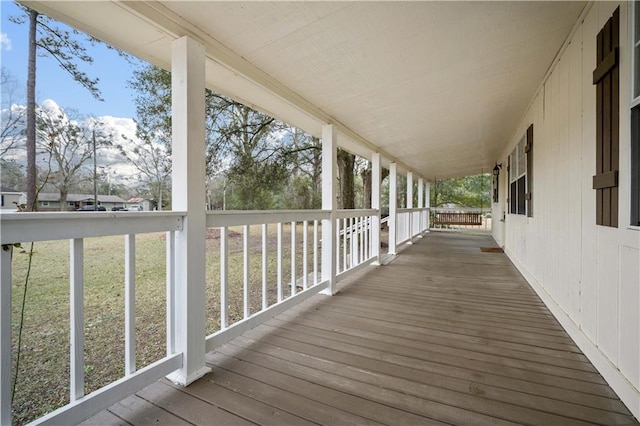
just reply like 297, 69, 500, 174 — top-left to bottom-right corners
1, 1, 142, 119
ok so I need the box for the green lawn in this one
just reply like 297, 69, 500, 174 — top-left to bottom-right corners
10, 223, 319, 424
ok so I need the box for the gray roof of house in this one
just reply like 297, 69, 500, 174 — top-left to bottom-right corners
0, 187, 22, 193
37, 193, 128, 203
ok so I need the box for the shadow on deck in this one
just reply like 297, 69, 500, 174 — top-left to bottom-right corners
84, 232, 638, 425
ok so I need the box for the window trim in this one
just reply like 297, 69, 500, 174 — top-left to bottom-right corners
631, 2, 640, 227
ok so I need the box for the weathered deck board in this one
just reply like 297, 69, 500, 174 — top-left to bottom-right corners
86, 232, 639, 426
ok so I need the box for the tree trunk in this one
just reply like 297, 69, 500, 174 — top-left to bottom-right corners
362, 165, 389, 208
362, 166, 372, 209
337, 149, 355, 209
311, 140, 322, 209
26, 9, 38, 211
59, 188, 68, 211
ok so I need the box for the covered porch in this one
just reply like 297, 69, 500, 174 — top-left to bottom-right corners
84, 232, 636, 425
2, 1, 639, 424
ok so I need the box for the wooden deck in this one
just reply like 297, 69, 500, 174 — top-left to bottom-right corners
84, 232, 638, 426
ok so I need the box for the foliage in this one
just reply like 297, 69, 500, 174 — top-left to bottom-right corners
431, 174, 491, 209
287, 130, 322, 209
0, 160, 25, 191
126, 64, 324, 210
10, 4, 104, 100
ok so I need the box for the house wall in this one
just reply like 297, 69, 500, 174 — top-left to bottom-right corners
0, 193, 23, 210
494, 2, 640, 418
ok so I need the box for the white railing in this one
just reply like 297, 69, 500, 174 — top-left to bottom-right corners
0, 212, 184, 425
396, 207, 429, 245
335, 209, 377, 279
204, 210, 331, 350
0, 207, 388, 424
203, 209, 378, 351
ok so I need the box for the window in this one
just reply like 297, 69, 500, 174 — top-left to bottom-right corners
592, 7, 619, 227
1, 195, 4, 207
508, 125, 533, 216
41, 201, 50, 207
631, 3, 640, 226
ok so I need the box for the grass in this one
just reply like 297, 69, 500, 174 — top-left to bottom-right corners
10, 223, 320, 425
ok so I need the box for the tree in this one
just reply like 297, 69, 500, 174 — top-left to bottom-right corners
0, 68, 26, 158
431, 174, 491, 209
222, 102, 288, 209
0, 160, 25, 191
119, 135, 171, 210
128, 63, 329, 210
126, 64, 231, 208
361, 163, 389, 209
284, 128, 321, 209
36, 105, 110, 210
337, 149, 356, 209
123, 66, 173, 209
11, 4, 104, 210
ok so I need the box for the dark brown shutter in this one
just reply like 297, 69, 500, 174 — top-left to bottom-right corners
525, 124, 533, 217
507, 155, 515, 214
592, 7, 619, 228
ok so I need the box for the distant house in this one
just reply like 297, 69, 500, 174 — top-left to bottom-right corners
36, 193, 128, 211
0, 188, 25, 211
126, 197, 152, 211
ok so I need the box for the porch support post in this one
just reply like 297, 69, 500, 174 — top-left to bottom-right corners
1, 247, 12, 425
321, 124, 338, 295
425, 181, 431, 232
418, 177, 424, 236
371, 152, 381, 264
388, 162, 397, 255
407, 171, 413, 243
407, 172, 413, 209
167, 35, 210, 386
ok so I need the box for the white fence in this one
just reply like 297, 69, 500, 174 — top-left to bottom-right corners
0, 206, 429, 424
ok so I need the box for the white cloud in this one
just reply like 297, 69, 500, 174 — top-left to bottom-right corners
1, 33, 12, 51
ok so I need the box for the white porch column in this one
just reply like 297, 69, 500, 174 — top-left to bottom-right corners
167, 36, 210, 386
1, 247, 11, 425
418, 177, 424, 235
425, 181, 431, 232
407, 172, 413, 208
388, 162, 397, 255
407, 171, 413, 242
371, 153, 381, 264
321, 124, 337, 295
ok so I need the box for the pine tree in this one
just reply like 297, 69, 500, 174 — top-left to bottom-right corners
11, 4, 103, 210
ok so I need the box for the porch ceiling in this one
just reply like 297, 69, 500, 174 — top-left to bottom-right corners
25, 1, 586, 179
